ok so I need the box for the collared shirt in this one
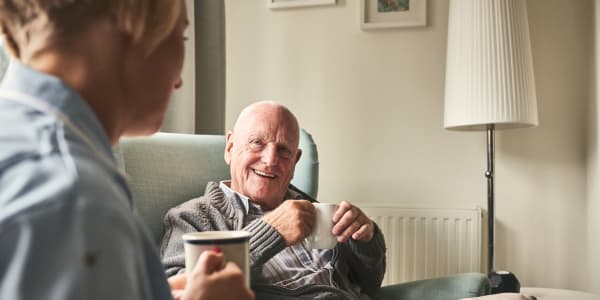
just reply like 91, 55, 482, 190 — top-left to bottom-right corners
218, 181, 362, 298
219, 181, 254, 213
0, 62, 171, 300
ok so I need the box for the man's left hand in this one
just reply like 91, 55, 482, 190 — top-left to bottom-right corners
331, 200, 374, 243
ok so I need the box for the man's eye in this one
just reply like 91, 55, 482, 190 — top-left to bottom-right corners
249, 140, 263, 148
279, 149, 292, 159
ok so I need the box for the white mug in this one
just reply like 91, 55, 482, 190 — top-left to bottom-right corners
307, 203, 338, 249
182, 231, 251, 286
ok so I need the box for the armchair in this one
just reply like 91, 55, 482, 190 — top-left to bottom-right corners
115, 131, 490, 300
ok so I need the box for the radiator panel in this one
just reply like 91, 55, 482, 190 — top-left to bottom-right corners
362, 206, 483, 286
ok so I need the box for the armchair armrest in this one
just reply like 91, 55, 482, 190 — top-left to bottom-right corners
372, 272, 490, 300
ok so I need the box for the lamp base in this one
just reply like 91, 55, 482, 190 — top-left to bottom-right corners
490, 271, 520, 294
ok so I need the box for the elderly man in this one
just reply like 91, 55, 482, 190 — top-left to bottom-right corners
160, 101, 386, 299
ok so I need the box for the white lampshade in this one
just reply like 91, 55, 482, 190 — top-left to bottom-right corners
444, 0, 538, 131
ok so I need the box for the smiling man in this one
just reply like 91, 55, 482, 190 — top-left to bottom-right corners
225, 102, 301, 211
160, 101, 387, 299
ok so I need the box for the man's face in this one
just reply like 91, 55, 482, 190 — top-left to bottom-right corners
225, 105, 301, 211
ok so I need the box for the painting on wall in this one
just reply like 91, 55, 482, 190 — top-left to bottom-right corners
267, 0, 336, 9
361, 0, 427, 30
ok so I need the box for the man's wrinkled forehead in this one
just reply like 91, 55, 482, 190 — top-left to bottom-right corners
239, 118, 299, 147
233, 103, 299, 145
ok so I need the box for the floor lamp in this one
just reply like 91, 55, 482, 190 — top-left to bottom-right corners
443, 0, 538, 293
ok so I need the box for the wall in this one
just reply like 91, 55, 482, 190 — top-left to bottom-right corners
162, 0, 227, 134
588, 0, 600, 294
225, 0, 595, 291
513, 0, 591, 290
162, 0, 196, 133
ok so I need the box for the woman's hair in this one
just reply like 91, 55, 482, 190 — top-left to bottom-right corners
0, 0, 182, 58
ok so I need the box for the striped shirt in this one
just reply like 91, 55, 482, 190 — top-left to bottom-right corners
219, 182, 361, 297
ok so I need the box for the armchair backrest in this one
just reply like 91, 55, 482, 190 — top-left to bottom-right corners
115, 129, 319, 244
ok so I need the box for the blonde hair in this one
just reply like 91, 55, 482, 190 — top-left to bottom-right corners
0, 0, 182, 58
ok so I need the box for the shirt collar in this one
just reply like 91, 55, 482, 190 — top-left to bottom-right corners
219, 181, 252, 213
218, 181, 308, 214
0, 61, 114, 160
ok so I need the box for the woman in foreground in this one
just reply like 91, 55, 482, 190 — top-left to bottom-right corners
0, 1, 253, 299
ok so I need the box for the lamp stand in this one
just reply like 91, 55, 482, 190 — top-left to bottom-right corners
485, 124, 495, 275
485, 124, 521, 294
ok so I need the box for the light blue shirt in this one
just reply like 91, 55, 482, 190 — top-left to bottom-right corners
0, 62, 172, 300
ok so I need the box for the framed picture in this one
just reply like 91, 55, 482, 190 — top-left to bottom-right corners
360, 0, 427, 30
268, 0, 335, 9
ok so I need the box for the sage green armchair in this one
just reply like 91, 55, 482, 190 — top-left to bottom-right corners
116, 131, 490, 300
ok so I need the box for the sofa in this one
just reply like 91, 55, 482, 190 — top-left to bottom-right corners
115, 130, 490, 300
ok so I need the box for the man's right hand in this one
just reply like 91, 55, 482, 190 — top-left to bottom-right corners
262, 199, 316, 246
169, 251, 254, 300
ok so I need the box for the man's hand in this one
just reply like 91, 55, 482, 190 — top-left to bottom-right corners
169, 251, 254, 300
262, 199, 316, 246
332, 200, 375, 243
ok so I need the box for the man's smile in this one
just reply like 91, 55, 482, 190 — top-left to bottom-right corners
253, 168, 276, 179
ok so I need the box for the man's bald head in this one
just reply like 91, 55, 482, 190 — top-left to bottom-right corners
233, 101, 299, 139
224, 101, 302, 210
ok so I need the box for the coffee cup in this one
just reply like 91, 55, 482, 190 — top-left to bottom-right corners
307, 203, 338, 249
182, 231, 251, 286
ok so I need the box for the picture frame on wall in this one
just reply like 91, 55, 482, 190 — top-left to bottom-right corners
361, 0, 427, 30
268, 0, 336, 9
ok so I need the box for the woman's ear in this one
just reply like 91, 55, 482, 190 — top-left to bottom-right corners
1, 23, 20, 59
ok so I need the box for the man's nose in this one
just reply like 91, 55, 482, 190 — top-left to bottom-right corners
261, 145, 278, 166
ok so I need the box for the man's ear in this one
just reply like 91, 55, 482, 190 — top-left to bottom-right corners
295, 148, 302, 164
290, 148, 302, 180
224, 131, 234, 165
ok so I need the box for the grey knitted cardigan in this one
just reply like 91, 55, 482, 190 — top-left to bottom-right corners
160, 182, 386, 299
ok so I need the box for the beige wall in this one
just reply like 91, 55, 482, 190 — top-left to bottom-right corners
225, 0, 596, 292
162, 0, 196, 133
588, 0, 600, 293
522, 0, 591, 290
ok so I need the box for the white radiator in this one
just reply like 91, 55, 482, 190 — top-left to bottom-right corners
362, 206, 483, 286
